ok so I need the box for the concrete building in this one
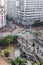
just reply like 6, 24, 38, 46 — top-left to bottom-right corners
19, 0, 43, 25
7, 0, 18, 20
0, 0, 7, 28
17, 29, 43, 62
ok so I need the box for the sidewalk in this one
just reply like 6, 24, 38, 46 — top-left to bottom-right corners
0, 55, 9, 65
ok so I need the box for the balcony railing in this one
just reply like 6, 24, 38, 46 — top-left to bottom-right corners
35, 48, 43, 59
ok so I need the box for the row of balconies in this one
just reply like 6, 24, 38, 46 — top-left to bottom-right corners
18, 38, 43, 59
35, 46, 43, 59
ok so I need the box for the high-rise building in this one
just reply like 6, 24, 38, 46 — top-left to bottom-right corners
0, 0, 7, 28
7, 0, 17, 20
19, 0, 43, 25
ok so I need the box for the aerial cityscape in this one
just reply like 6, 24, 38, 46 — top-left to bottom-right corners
0, 0, 43, 65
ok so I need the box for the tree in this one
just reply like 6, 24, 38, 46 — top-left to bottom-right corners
4, 51, 9, 57
5, 35, 14, 45
5, 35, 18, 45
34, 20, 43, 27
0, 38, 9, 47
40, 62, 43, 65
6, 15, 13, 21
32, 62, 37, 65
34, 20, 40, 27
13, 35, 18, 44
0, 39, 4, 46
10, 58, 26, 65
0, 35, 18, 47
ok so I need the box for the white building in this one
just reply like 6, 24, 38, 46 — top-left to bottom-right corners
17, 30, 43, 62
19, 0, 43, 25
7, 0, 18, 20
0, 0, 7, 28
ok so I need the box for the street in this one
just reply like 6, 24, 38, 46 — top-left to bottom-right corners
0, 23, 25, 38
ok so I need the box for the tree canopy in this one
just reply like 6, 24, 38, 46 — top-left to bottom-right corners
34, 20, 43, 27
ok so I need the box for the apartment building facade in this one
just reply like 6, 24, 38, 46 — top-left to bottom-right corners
17, 30, 43, 62
7, 0, 18, 20
19, 0, 43, 25
0, 0, 7, 28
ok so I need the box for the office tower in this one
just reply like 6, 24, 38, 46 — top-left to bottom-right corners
19, 0, 43, 25
0, 0, 7, 28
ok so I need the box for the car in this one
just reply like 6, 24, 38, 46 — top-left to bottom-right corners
21, 53, 27, 58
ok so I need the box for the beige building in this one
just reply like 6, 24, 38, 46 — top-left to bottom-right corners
0, 0, 7, 28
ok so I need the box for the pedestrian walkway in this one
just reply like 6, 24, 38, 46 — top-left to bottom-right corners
0, 55, 9, 65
